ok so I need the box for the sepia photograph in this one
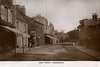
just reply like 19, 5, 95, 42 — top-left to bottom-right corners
0, 0, 100, 61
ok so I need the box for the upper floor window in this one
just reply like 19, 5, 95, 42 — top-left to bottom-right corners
25, 24, 28, 33
0, 5, 13, 24
8, 9, 13, 23
0, 5, 7, 22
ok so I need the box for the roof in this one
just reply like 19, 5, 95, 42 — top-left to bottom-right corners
14, 5, 30, 24
32, 15, 48, 25
81, 18, 100, 26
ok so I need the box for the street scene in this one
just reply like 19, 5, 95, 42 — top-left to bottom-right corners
0, 0, 100, 61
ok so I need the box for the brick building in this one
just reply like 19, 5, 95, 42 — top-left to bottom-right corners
78, 13, 100, 50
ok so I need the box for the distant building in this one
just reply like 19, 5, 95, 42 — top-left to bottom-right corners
28, 15, 57, 46
47, 23, 55, 35
28, 16, 45, 47
45, 22, 57, 45
30, 15, 57, 45
78, 13, 100, 50
33, 15, 48, 34
54, 31, 66, 43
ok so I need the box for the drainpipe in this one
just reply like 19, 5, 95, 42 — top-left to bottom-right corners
14, 5, 17, 56
22, 36, 24, 54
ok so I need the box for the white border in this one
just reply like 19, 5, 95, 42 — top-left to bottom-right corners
0, 61, 98, 67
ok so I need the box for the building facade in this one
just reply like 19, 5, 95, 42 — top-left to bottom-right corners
28, 16, 45, 47
0, 0, 29, 53
78, 14, 100, 50
45, 22, 57, 45
14, 5, 29, 48
0, 0, 16, 52
28, 15, 57, 46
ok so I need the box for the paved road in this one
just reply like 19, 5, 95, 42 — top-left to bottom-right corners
9, 45, 99, 61
63, 46, 99, 60
10, 45, 97, 61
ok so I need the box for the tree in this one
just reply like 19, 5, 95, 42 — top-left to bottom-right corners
64, 29, 79, 42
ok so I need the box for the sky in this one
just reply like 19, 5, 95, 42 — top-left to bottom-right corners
13, 0, 100, 32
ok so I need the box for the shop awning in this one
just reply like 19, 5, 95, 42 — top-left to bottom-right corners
45, 35, 57, 40
1, 26, 30, 38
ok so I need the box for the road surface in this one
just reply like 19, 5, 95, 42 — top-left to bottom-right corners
8, 45, 100, 61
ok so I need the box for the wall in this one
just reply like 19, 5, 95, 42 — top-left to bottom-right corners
78, 17, 100, 50
14, 6, 29, 48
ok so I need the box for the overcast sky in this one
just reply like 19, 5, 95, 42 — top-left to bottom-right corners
13, 0, 100, 32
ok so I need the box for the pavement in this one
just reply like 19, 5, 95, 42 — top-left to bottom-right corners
75, 46, 100, 59
14, 45, 100, 61
0, 50, 15, 60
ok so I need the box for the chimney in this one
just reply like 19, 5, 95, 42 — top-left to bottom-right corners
92, 13, 98, 20
15, 5, 26, 15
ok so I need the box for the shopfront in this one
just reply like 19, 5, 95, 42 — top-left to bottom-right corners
0, 25, 16, 53
45, 34, 57, 45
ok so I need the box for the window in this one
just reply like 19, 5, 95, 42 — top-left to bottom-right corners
0, 5, 13, 24
25, 23, 27, 33
8, 9, 12, 23
0, 5, 7, 21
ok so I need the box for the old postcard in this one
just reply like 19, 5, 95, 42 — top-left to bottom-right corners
0, 0, 100, 62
